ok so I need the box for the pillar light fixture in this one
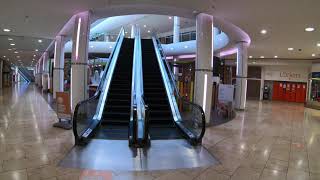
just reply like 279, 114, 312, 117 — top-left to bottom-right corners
202, 74, 208, 113
75, 17, 82, 60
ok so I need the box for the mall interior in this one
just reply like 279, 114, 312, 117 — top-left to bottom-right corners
0, 1, 320, 180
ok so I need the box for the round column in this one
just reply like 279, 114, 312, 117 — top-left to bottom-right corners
53, 35, 66, 99
194, 13, 214, 123
71, 11, 90, 111
235, 42, 248, 110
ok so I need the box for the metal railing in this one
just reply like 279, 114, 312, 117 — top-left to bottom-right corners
130, 28, 149, 147
152, 36, 206, 145
73, 28, 125, 144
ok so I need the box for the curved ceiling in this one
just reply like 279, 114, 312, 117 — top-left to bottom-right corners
0, 0, 319, 66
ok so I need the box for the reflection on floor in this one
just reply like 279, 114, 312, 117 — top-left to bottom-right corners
60, 139, 218, 171
0, 83, 320, 179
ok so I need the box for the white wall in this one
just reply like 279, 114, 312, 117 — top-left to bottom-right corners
263, 66, 309, 83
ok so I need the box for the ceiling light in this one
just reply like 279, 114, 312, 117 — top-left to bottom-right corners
260, 56, 265, 58
260, 29, 267, 34
147, 30, 151, 33
109, 46, 113, 49
274, 55, 278, 58
33, 55, 36, 57
35, 49, 38, 52
312, 53, 316, 57
14, 51, 19, 54
253, 61, 256, 64
90, 45, 94, 48
16, 56, 20, 58
3, 29, 11, 32
305, 27, 315, 32
170, 47, 174, 50
8, 38, 13, 41
38, 39, 43, 43
10, 43, 15, 46
169, 16, 172, 20
249, 56, 253, 58
184, 45, 188, 48
288, 48, 294, 51
125, 31, 128, 34
3, 56, 6, 58
143, 25, 147, 28
8, 49, 12, 51
317, 43, 320, 47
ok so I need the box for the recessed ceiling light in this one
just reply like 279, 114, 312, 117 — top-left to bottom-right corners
109, 46, 113, 49
10, 43, 15, 46
16, 56, 20, 58
143, 25, 147, 28
288, 48, 294, 51
305, 27, 315, 32
14, 51, 19, 54
260, 56, 265, 58
249, 56, 253, 58
169, 16, 172, 20
125, 31, 128, 34
8, 49, 12, 51
253, 61, 256, 64
38, 39, 43, 43
312, 53, 316, 57
33, 55, 36, 57
90, 45, 94, 48
274, 55, 278, 58
8, 38, 13, 41
317, 43, 320, 47
260, 29, 267, 34
3, 56, 6, 58
35, 49, 38, 52
3, 29, 11, 32
147, 30, 151, 33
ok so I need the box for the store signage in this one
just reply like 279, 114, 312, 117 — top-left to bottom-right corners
280, 72, 301, 79
264, 66, 308, 82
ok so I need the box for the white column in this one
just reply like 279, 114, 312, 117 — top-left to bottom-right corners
194, 13, 214, 123
71, 11, 90, 111
105, 34, 110, 42
235, 42, 248, 110
42, 52, 49, 91
38, 58, 43, 87
0, 60, 3, 88
131, 24, 137, 38
173, 16, 180, 76
53, 36, 66, 99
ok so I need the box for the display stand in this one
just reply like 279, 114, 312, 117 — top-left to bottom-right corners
53, 92, 72, 130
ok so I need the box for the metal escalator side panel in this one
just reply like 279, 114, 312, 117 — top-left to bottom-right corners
151, 37, 197, 141
80, 29, 125, 139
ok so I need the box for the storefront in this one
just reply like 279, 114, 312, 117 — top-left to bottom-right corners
306, 63, 320, 109
262, 66, 308, 103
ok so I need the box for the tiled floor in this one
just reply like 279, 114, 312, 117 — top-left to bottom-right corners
1, 83, 320, 180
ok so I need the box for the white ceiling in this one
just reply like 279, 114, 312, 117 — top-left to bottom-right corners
0, 0, 319, 66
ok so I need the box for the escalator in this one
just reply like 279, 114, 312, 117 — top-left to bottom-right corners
73, 29, 136, 144
141, 39, 181, 139
18, 67, 35, 83
95, 38, 134, 139
141, 38, 206, 145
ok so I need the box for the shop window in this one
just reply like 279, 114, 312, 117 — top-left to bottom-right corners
181, 32, 191, 42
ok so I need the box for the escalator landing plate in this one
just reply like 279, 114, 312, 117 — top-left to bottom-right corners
59, 139, 218, 171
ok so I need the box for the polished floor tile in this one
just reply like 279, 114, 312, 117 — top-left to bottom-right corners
1, 83, 320, 179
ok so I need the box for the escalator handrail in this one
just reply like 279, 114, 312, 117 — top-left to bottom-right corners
18, 69, 31, 83
72, 27, 125, 140
152, 36, 206, 143
130, 28, 149, 146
